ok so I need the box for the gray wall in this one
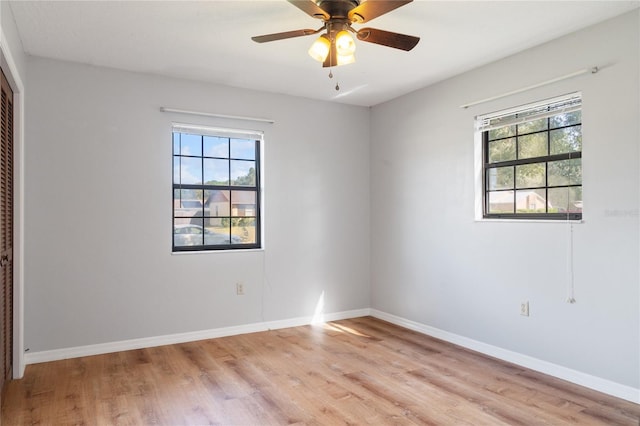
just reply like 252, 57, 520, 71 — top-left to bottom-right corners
24, 57, 371, 352
370, 10, 639, 388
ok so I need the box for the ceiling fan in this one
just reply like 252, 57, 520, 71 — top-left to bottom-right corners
251, 0, 420, 68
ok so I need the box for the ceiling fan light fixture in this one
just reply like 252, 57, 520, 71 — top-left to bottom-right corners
335, 30, 356, 56
337, 52, 356, 66
252, 0, 420, 70
308, 34, 331, 62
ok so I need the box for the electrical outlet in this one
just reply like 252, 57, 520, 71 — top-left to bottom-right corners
520, 301, 529, 316
236, 282, 245, 295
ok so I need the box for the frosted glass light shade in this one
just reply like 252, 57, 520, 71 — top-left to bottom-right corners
335, 30, 356, 56
308, 35, 331, 62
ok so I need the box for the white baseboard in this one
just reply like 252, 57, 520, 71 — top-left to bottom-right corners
24, 308, 371, 365
370, 309, 640, 404
24, 307, 638, 404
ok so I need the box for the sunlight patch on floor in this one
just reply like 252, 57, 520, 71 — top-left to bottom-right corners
325, 322, 372, 338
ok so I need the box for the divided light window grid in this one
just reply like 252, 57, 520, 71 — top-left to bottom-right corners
481, 93, 582, 220
172, 126, 261, 251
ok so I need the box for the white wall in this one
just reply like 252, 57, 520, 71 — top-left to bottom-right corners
24, 57, 371, 352
370, 10, 639, 389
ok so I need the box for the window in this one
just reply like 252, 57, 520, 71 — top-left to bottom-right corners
478, 93, 582, 220
172, 125, 262, 251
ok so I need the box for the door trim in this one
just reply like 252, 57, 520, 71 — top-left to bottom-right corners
0, 28, 25, 379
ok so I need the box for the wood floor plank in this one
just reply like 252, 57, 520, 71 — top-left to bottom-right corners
2, 317, 638, 425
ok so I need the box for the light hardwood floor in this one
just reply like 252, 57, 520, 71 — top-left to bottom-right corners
2, 317, 639, 425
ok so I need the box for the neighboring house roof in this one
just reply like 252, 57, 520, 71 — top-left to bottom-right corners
207, 191, 229, 203
174, 199, 203, 208
205, 190, 255, 205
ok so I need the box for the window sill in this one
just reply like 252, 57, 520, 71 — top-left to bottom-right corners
474, 218, 583, 224
171, 248, 265, 255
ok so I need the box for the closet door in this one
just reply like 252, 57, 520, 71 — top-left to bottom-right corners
0, 68, 14, 391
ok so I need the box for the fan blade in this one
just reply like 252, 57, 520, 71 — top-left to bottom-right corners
252, 28, 319, 43
356, 27, 419, 51
349, 0, 413, 23
288, 0, 330, 20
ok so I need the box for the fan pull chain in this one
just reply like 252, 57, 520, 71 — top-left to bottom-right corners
328, 68, 340, 91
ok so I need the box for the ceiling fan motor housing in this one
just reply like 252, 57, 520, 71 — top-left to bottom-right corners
316, 0, 361, 21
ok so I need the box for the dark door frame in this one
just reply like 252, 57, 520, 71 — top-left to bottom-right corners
0, 40, 25, 380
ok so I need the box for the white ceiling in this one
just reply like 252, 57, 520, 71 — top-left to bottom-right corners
8, 0, 639, 106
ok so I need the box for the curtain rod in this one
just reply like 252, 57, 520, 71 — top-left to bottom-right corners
160, 107, 275, 124
460, 66, 598, 109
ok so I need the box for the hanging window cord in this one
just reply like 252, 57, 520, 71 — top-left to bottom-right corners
566, 192, 576, 304
566, 222, 576, 304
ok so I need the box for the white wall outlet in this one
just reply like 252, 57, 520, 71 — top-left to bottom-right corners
520, 301, 529, 316
236, 282, 245, 295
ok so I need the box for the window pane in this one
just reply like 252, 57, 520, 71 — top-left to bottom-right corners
173, 156, 180, 184
487, 166, 513, 190
204, 158, 229, 185
488, 125, 515, 141
173, 133, 180, 155
205, 190, 230, 217
180, 157, 202, 185
488, 138, 516, 163
516, 189, 546, 213
174, 189, 203, 217
174, 219, 204, 246
231, 160, 256, 186
231, 191, 257, 217
488, 191, 514, 214
205, 218, 232, 245
231, 139, 256, 160
517, 118, 547, 134
516, 163, 545, 188
548, 159, 581, 186
550, 126, 581, 155
232, 218, 256, 244
180, 133, 202, 156
204, 136, 228, 158
548, 186, 582, 213
518, 133, 548, 159
550, 111, 581, 129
